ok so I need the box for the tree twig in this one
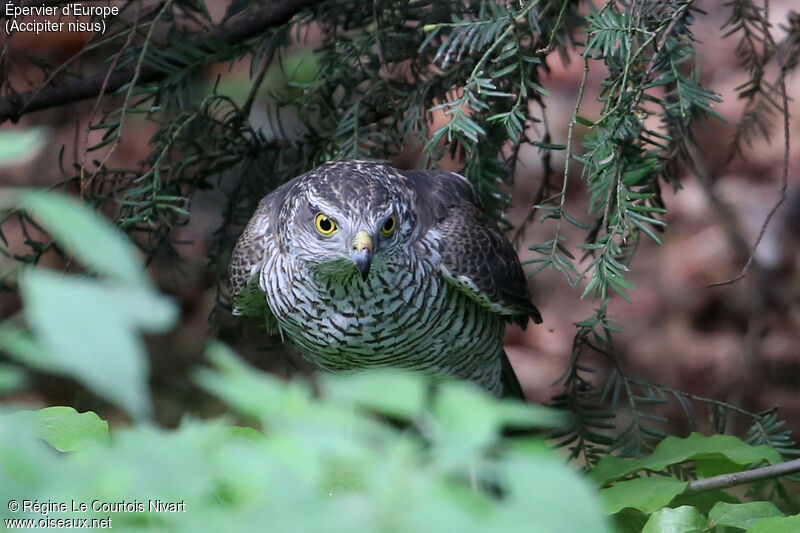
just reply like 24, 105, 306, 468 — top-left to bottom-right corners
708, 75, 789, 287
710, 15, 791, 288
0, 0, 317, 123
685, 458, 800, 495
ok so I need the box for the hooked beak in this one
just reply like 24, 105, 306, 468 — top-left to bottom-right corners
350, 231, 373, 281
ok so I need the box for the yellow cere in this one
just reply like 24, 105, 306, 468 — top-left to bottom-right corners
353, 231, 373, 252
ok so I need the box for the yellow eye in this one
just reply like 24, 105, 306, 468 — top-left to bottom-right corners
315, 213, 337, 235
381, 215, 397, 236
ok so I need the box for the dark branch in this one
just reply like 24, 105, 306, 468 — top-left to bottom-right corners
685, 458, 800, 494
709, 63, 790, 288
0, 0, 317, 123
710, 7, 792, 288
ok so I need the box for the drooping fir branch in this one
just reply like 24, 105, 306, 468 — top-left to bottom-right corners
721, 0, 780, 160
710, 4, 798, 287
546, 0, 800, 466
0, 0, 317, 123
548, 1, 711, 461
578, 0, 719, 301
523, 56, 588, 286
419, 0, 580, 213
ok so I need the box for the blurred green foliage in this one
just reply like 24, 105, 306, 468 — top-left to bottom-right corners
2, 187, 799, 531
0, 128, 45, 167
0, 189, 610, 532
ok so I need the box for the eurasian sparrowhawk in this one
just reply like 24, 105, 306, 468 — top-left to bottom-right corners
228, 160, 541, 397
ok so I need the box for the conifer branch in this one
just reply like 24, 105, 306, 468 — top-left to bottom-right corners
0, 0, 317, 123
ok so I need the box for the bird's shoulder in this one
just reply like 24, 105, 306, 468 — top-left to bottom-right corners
397, 168, 541, 326
397, 168, 480, 224
228, 177, 299, 315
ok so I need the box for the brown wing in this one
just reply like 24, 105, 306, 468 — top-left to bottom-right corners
400, 169, 541, 328
228, 179, 297, 333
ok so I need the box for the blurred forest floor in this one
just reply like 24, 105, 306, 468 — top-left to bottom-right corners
501, 0, 800, 437
0, 0, 798, 436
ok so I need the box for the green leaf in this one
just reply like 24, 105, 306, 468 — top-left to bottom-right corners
501, 449, 613, 533
642, 506, 707, 533
696, 457, 745, 478
0, 190, 149, 286
601, 476, 687, 514
563, 211, 590, 229
0, 363, 27, 394
18, 270, 177, 418
197, 341, 298, 420
622, 160, 659, 186
671, 489, 739, 515
613, 508, 648, 533
431, 381, 505, 452
494, 399, 565, 430
531, 141, 567, 150
0, 325, 47, 369
7, 407, 109, 452
709, 502, 783, 530
198, 343, 402, 475
746, 514, 800, 533
228, 425, 264, 441
0, 128, 46, 167
431, 381, 560, 438
592, 433, 782, 485
320, 370, 427, 420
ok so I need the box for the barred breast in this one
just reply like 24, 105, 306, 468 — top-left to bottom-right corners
260, 245, 506, 394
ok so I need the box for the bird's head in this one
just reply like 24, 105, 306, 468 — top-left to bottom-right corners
283, 162, 416, 281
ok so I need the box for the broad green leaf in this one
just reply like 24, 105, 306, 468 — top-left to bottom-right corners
198, 341, 310, 421
601, 476, 687, 514
0, 363, 27, 394
710, 501, 783, 530
0, 414, 59, 496
499, 450, 613, 533
429, 381, 562, 457
0, 189, 148, 286
8, 407, 109, 452
592, 433, 782, 485
696, 457, 746, 478
1, 346, 615, 533
0, 326, 46, 369
229, 426, 264, 441
670, 489, 739, 515
495, 399, 565, 429
613, 508, 648, 533
642, 506, 707, 533
0, 128, 45, 167
746, 514, 800, 533
431, 382, 505, 452
199, 342, 382, 450
320, 370, 426, 419
19, 270, 177, 418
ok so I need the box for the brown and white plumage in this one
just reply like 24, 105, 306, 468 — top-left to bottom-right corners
228, 160, 541, 396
